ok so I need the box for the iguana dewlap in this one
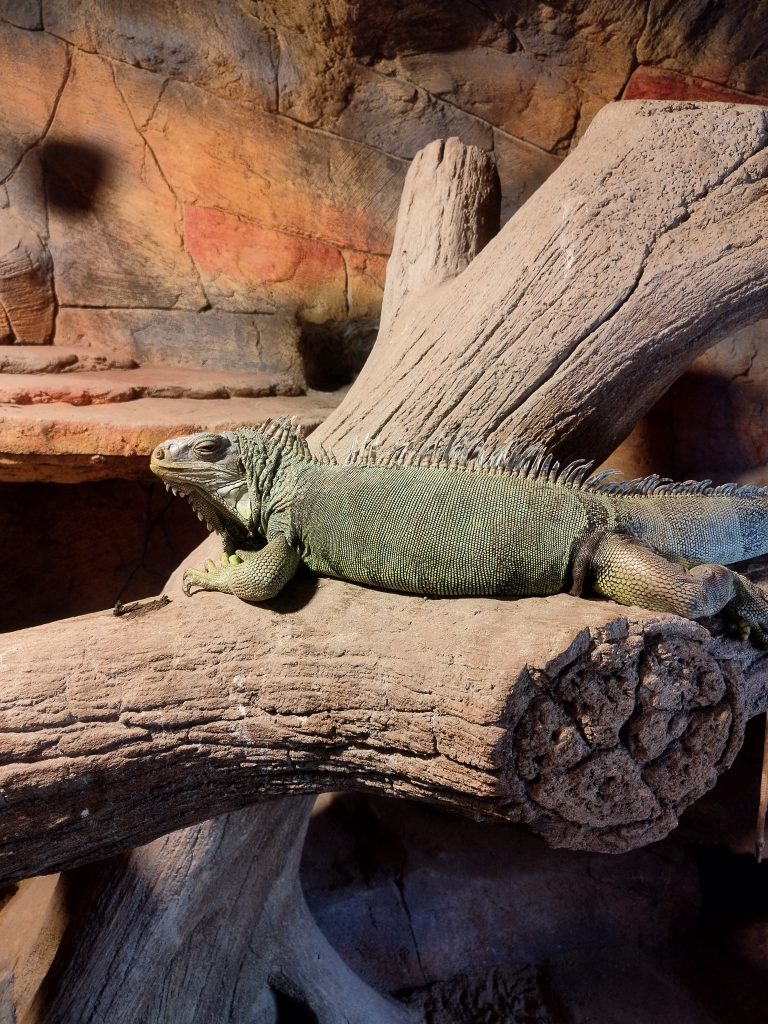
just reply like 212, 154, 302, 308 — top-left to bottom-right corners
150, 419, 768, 643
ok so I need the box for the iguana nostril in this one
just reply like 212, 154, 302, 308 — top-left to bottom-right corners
153, 445, 165, 461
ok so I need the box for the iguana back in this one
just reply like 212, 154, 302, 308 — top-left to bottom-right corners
293, 461, 606, 596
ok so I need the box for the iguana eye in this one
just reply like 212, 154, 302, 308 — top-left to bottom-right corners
193, 436, 225, 458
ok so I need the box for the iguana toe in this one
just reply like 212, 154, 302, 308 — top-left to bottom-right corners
182, 569, 196, 597
727, 575, 768, 648
183, 562, 232, 596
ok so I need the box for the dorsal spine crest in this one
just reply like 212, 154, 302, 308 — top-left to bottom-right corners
253, 420, 768, 499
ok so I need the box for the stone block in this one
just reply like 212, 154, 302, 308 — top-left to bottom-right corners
55, 307, 304, 379
0, 346, 136, 374
0, 209, 54, 343
142, 78, 403, 254
492, 132, 560, 225
512, 1, 644, 102
44, 0, 278, 109
0, 1, 41, 30
625, 66, 768, 105
392, 49, 580, 156
0, 367, 300, 406
636, 4, 768, 94
343, 251, 387, 319
0, 390, 343, 481
0, 21, 67, 181
331, 68, 492, 159
45, 51, 207, 310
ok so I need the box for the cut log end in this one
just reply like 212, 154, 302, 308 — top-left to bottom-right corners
507, 619, 747, 852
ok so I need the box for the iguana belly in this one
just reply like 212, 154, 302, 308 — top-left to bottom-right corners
293, 464, 596, 597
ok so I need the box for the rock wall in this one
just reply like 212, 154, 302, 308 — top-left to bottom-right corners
2, 1, 765, 378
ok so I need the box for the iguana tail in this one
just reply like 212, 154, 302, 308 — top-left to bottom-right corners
606, 484, 768, 567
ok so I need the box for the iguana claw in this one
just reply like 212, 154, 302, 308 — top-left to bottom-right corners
182, 559, 233, 596
181, 540, 299, 601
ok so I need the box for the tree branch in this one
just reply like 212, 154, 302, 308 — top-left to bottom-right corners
1, 553, 765, 883
315, 101, 768, 463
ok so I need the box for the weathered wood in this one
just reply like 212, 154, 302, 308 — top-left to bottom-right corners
0, 544, 764, 883
316, 101, 768, 463
377, 137, 500, 339
26, 800, 414, 1024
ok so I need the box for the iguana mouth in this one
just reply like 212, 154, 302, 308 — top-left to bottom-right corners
157, 477, 220, 531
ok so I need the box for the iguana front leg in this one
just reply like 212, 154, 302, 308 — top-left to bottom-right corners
183, 535, 301, 602
587, 531, 768, 645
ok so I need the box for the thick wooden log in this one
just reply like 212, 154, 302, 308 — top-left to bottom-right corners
26, 800, 414, 1024
0, 543, 764, 884
316, 101, 768, 463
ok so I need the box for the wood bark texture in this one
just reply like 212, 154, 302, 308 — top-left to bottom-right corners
315, 100, 768, 463
0, 552, 766, 882
24, 799, 414, 1024
7, 106, 768, 1022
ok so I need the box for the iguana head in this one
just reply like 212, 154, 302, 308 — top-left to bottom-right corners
150, 430, 253, 548
151, 419, 312, 548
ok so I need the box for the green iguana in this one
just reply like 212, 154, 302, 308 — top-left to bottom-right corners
150, 418, 768, 643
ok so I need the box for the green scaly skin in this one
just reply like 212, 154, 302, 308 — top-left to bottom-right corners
150, 420, 768, 644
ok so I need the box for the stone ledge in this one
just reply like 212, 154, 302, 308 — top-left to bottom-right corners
0, 391, 344, 482
0, 346, 138, 374
0, 367, 302, 405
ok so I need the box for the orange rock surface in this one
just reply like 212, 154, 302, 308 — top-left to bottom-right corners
184, 206, 348, 322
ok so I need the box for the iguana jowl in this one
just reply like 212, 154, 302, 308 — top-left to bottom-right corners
150, 419, 768, 642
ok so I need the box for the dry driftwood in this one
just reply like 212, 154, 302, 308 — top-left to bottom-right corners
6, 101, 768, 1022
25, 799, 415, 1024
376, 137, 500, 339
3, 559, 763, 885
316, 100, 768, 463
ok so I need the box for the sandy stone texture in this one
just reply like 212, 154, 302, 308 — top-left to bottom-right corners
44, 51, 207, 311
635, 0, 768, 94
0, 209, 54, 343
0, 21, 67, 182
54, 307, 303, 376
4, 0, 767, 402
183, 206, 348, 322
